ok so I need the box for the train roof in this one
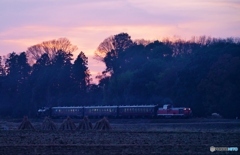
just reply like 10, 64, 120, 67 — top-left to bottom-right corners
84, 106, 118, 108
118, 105, 157, 108
52, 106, 83, 109
51, 105, 158, 109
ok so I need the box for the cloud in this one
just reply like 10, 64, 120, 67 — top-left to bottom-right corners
1, 0, 240, 82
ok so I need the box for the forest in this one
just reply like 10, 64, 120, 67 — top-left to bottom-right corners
0, 33, 239, 118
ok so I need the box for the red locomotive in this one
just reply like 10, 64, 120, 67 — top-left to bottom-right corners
157, 104, 192, 118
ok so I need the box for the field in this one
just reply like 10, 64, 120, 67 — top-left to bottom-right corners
0, 119, 239, 155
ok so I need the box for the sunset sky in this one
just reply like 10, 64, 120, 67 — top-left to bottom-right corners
1, 0, 240, 83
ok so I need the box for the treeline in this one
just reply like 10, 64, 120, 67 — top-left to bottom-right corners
0, 34, 240, 118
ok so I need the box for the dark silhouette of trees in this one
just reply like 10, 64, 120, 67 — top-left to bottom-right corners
72, 52, 90, 92
102, 33, 134, 75
0, 35, 240, 118
3, 52, 31, 116
97, 34, 240, 118
198, 54, 240, 118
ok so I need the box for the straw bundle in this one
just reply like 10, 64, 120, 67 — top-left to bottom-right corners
77, 116, 92, 130
59, 116, 76, 130
42, 117, 57, 130
18, 116, 35, 130
93, 117, 111, 130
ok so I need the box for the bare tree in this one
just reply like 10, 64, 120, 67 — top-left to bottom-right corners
26, 38, 78, 64
94, 36, 115, 61
134, 39, 151, 46
94, 33, 134, 61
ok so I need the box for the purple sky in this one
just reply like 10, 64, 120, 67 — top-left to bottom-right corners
1, 0, 240, 83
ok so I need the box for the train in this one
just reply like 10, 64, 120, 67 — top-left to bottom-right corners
37, 104, 192, 118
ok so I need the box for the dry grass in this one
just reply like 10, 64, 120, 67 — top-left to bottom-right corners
0, 131, 239, 155
0, 118, 239, 154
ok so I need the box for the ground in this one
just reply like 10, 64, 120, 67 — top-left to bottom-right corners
0, 118, 239, 155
